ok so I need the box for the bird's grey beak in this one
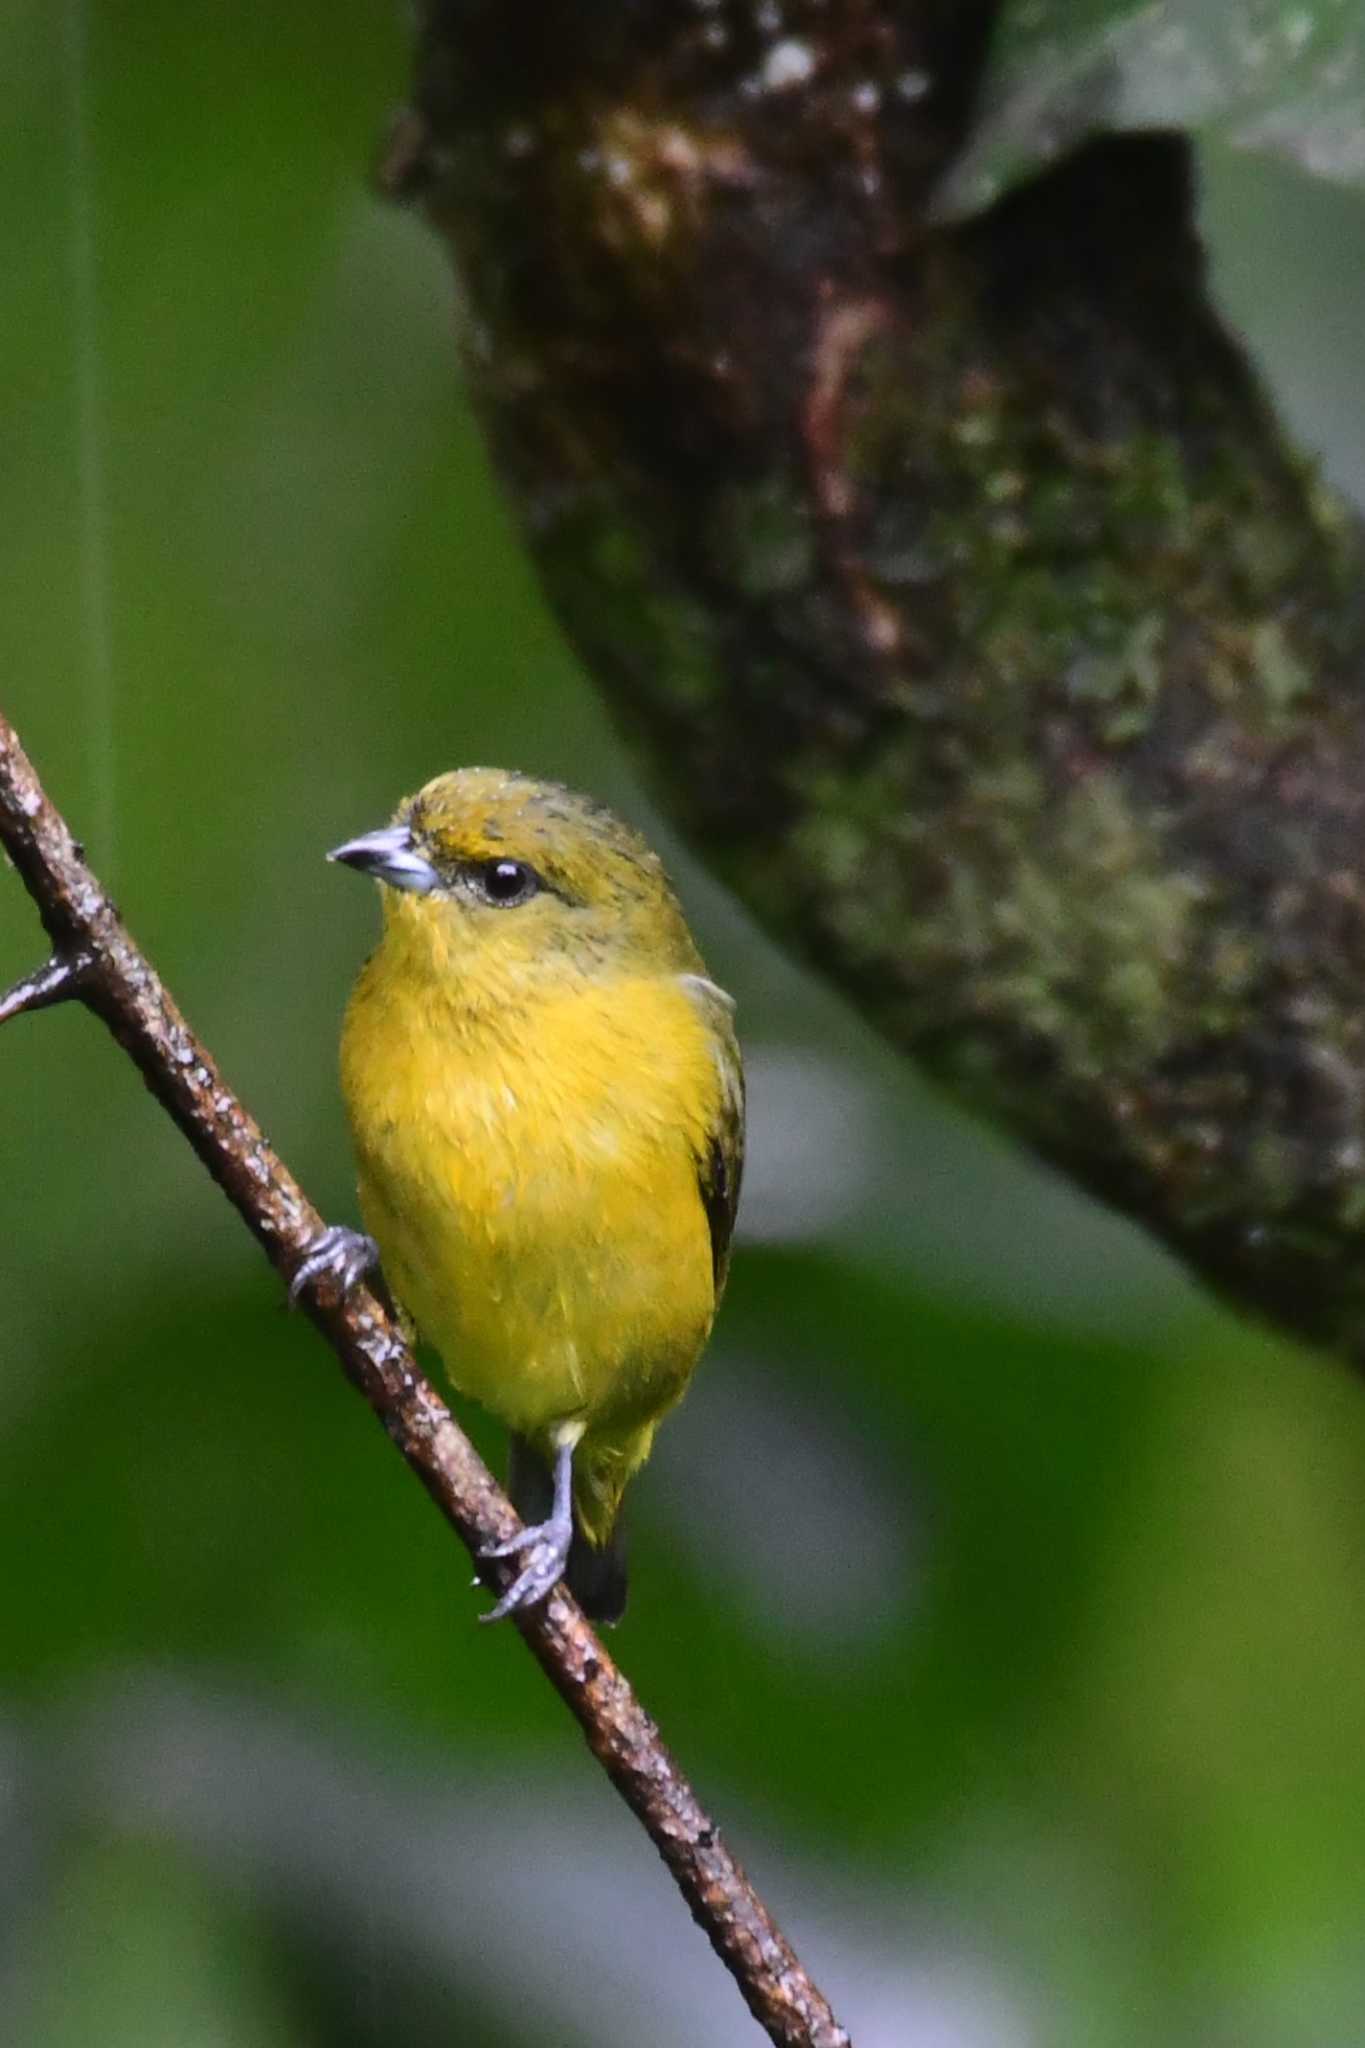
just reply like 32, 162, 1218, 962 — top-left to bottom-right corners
328, 824, 439, 894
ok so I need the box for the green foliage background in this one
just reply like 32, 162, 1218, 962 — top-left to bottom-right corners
4, 5, 1365, 2043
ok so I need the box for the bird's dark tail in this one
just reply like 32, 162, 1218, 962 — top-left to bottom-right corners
507, 1433, 628, 1625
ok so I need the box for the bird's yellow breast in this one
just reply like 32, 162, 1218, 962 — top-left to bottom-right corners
339, 956, 722, 1444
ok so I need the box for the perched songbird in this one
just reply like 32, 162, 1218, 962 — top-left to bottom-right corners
296, 769, 744, 1623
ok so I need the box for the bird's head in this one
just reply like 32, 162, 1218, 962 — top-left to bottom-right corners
330, 768, 702, 998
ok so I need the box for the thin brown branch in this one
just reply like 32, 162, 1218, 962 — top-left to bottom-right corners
0, 708, 851, 2048
0, 947, 92, 1023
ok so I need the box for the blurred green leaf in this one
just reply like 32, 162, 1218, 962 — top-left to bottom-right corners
19, 1834, 302, 2048
939, 0, 1365, 217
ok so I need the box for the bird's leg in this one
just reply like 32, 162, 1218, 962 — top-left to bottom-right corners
289, 1224, 380, 1303
479, 1432, 576, 1622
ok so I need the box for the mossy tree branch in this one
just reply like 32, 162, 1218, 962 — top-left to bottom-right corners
0, 710, 850, 2048
397, 0, 1365, 1364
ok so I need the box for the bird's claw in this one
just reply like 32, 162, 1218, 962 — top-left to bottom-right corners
478, 1515, 574, 1622
289, 1224, 379, 1304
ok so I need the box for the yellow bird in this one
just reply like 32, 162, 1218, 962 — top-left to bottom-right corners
295, 768, 744, 1623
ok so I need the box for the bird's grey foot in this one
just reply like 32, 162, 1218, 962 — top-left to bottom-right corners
478, 1514, 574, 1621
479, 1436, 576, 1621
289, 1224, 379, 1303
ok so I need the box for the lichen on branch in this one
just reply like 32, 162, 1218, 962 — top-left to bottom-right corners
398, 0, 1365, 1361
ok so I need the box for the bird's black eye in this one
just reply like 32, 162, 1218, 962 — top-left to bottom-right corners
475, 857, 539, 907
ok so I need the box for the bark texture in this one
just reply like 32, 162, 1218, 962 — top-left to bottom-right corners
397, 1, 1365, 1359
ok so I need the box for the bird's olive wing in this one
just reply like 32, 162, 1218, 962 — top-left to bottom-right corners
681, 976, 745, 1297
